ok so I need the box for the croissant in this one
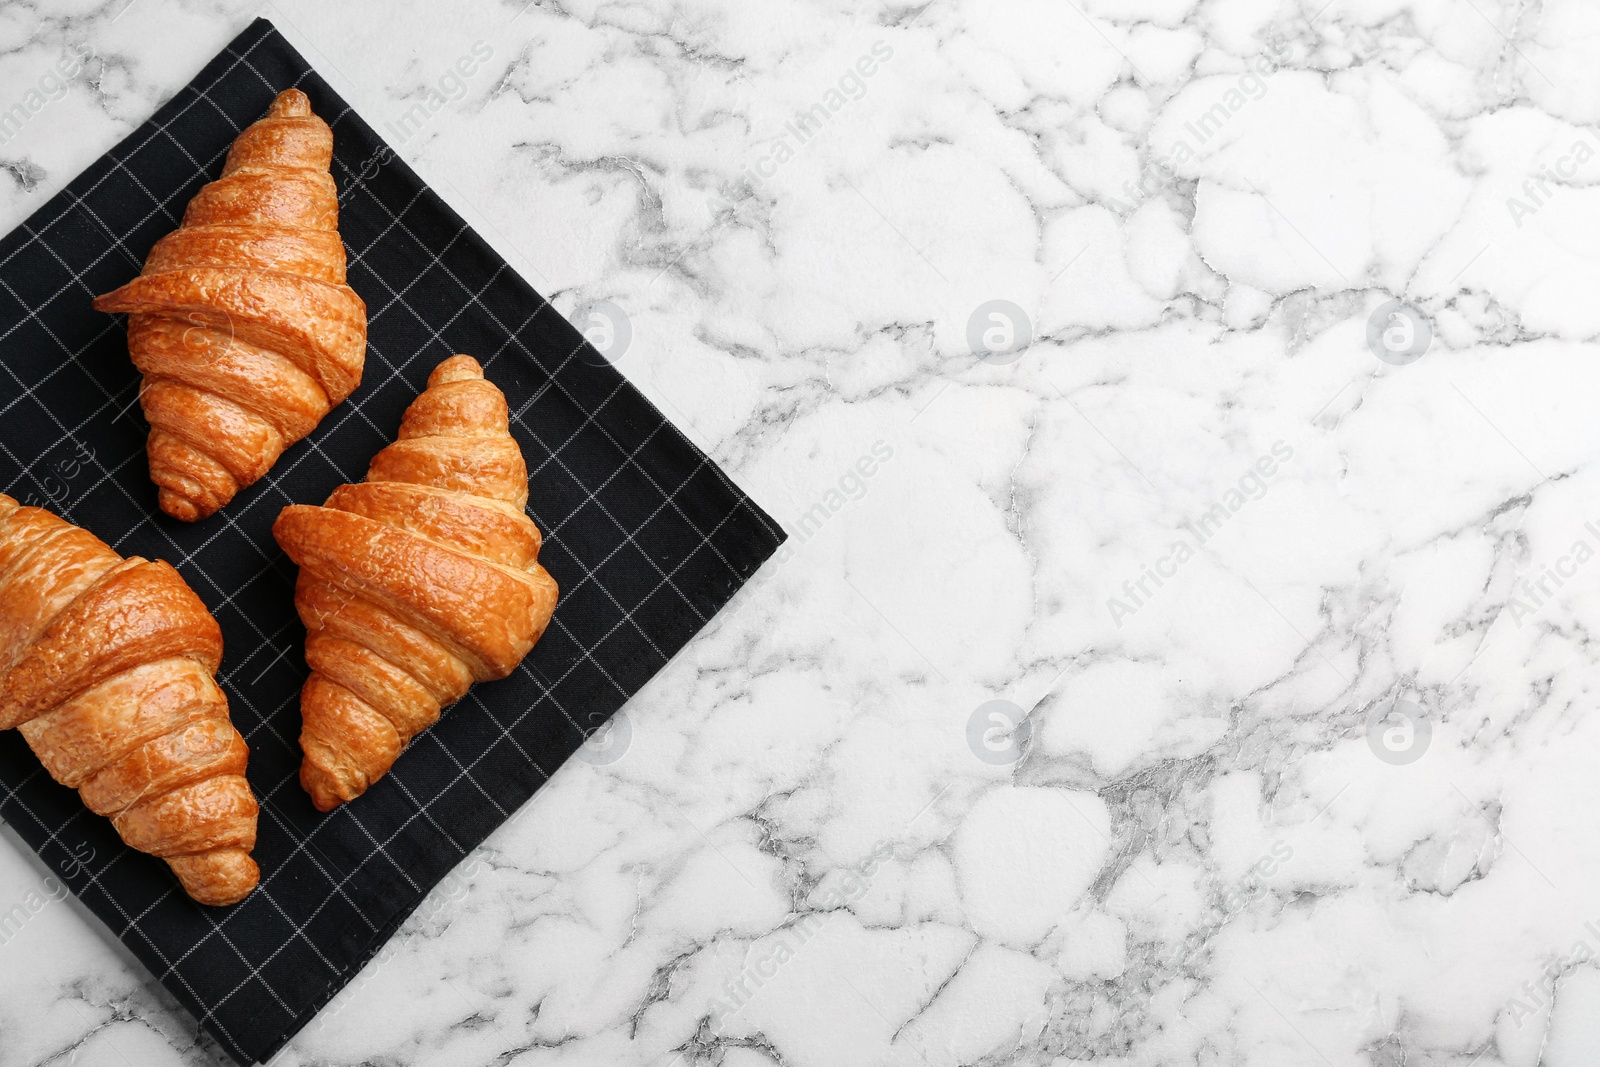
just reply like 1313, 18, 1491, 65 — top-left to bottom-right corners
92, 88, 367, 522
272, 355, 558, 811
0, 494, 258, 905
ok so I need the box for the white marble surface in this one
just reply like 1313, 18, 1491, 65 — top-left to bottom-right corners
5, 0, 1600, 1064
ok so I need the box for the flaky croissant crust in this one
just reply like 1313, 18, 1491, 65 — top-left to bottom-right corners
273, 355, 558, 811
0, 494, 258, 905
93, 88, 367, 522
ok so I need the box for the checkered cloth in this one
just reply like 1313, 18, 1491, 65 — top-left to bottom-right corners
0, 18, 782, 1064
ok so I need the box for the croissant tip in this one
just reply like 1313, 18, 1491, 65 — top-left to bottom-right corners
168, 850, 260, 906
157, 487, 209, 523
427, 354, 485, 388
269, 88, 312, 118
300, 760, 350, 812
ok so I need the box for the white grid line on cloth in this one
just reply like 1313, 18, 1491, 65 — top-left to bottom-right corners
0, 765, 45, 807
458, 689, 542, 771
484, 369, 691, 665
522, 377, 660, 509
167, 546, 295, 635
399, 725, 511, 824
0, 432, 89, 517
0, 316, 123, 423
536, 448, 718, 620
0, 235, 168, 489
104, 153, 184, 236
217, 640, 309, 759
519, 450, 734, 707
490, 320, 751, 590
224, 829, 351, 987
0, 194, 144, 345
247, 798, 377, 932
539, 416, 668, 535
518, 366, 747, 579
360, 230, 481, 327
338, 185, 431, 276
57, 183, 157, 269
253, 758, 410, 916
513, 453, 735, 709
224, 677, 436, 904
513, 395, 704, 632
0, 764, 88, 859
219, 619, 302, 689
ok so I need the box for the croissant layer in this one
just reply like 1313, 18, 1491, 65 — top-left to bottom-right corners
0, 495, 258, 905
274, 355, 558, 811
92, 88, 366, 522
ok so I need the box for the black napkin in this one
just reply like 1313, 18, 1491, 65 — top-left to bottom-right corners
0, 17, 782, 1064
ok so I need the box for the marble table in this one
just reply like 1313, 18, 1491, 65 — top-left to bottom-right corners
3, 0, 1599, 1064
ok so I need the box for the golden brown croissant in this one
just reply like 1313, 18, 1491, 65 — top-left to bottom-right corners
272, 355, 558, 811
92, 88, 367, 522
0, 494, 259, 905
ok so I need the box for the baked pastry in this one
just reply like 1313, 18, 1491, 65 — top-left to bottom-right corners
273, 355, 558, 811
0, 494, 258, 905
93, 88, 367, 522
